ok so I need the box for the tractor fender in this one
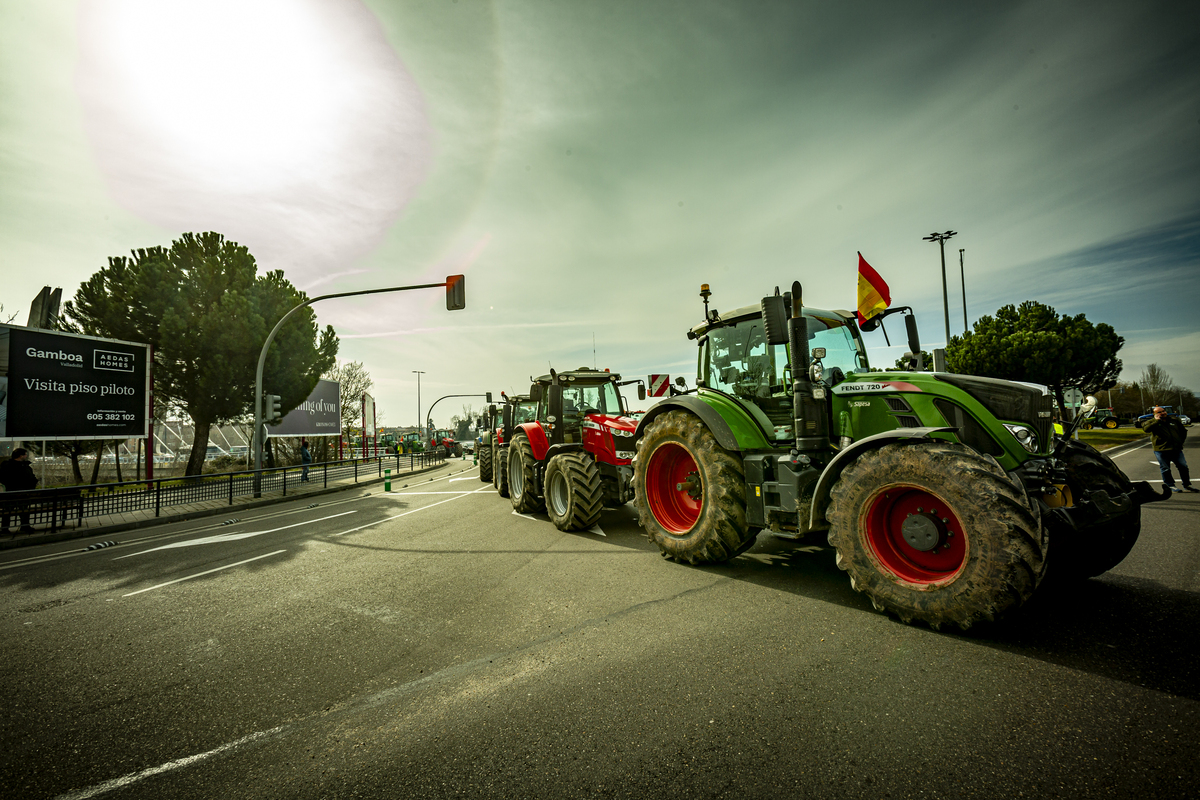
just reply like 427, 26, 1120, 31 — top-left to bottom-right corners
547, 443, 585, 460
806, 427, 954, 531
633, 396, 740, 452
516, 421, 551, 461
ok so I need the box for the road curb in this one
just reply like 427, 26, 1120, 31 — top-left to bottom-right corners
0, 460, 476, 551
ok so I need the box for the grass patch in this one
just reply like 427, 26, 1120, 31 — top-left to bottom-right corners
1077, 428, 1147, 450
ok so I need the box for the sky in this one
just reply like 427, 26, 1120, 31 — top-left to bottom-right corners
2, 0, 1198, 429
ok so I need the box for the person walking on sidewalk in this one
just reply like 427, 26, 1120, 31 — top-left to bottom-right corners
300, 440, 312, 483
1, 448, 39, 532
1142, 406, 1196, 493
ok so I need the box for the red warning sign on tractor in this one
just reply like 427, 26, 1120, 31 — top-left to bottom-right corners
648, 374, 670, 397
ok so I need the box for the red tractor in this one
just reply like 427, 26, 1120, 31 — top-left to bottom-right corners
481, 393, 539, 495
429, 429, 462, 457
507, 367, 646, 531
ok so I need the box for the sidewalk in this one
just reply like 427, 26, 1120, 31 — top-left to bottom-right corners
0, 456, 480, 551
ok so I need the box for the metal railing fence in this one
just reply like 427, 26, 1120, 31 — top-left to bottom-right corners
0, 450, 449, 535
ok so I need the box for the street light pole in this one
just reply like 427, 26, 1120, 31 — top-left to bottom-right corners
959, 248, 967, 335
923, 230, 957, 345
413, 370, 425, 441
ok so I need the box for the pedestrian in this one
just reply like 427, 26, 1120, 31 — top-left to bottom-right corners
1141, 406, 1195, 493
300, 440, 312, 483
0, 448, 39, 533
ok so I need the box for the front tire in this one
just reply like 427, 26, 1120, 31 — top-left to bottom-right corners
826, 441, 1045, 630
509, 433, 544, 514
478, 436, 493, 482
634, 410, 755, 564
1044, 438, 1140, 581
494, 444, 510, 497
1103, 418, 1119, 429
545, 452, 603, 531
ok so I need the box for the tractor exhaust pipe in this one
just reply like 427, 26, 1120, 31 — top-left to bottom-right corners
789, 281, 829, 455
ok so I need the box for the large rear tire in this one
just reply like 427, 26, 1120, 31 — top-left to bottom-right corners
826, 441, 1045, 630
1044, 438, 1140, 581
509, 433, 544, 514
545, 452, 604, 531
478, 436, 493, 482
634, 410, 755, 563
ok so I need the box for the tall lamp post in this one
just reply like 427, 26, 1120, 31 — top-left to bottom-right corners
958, 248, 968, 335
413, 370, 425, 440
923, 230, 957, 344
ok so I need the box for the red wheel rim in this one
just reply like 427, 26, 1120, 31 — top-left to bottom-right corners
646, 442, 702, 533
863, 486, 966, 584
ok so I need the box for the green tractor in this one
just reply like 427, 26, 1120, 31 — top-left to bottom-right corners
631, 282, 1168, 630
399, 432, 425, 455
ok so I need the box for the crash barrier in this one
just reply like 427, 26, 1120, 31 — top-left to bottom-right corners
0, 450, 447, 536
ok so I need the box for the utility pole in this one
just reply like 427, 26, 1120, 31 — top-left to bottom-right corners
959, 248, 967, 334
413, 370, 425, 440
923, 230, 957, 345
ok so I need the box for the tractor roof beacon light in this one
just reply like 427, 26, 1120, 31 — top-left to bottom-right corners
700, 283, 713, 322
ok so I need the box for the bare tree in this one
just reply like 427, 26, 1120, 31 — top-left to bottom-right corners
324, 360, 374, 441
1140, 363, 1174, 406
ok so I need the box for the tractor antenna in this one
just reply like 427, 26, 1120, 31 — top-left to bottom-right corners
593, 332, 597, 369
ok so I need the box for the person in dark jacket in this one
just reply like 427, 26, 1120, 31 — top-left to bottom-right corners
1142, 407, 1195, 493
300, 440, 312, 482
1, 448, 39, 532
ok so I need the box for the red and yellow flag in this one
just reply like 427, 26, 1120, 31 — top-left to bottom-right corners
856, 252, 891, 325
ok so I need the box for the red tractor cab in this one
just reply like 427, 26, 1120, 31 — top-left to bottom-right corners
507, 367, 646, 531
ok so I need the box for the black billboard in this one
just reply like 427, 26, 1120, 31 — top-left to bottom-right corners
0, 325, 151, 441
269, 379, 341, 438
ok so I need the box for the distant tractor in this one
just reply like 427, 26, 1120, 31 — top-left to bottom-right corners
1081, 408, 1120, 430
631, 282, 1168, 630
429, 429, 462, 457
399, 432, 425, 454
508, 368, 646, 530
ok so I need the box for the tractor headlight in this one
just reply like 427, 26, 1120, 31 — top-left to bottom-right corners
809, 361, 824, 383
1004, 424, 1038, 453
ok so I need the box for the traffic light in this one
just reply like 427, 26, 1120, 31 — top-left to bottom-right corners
485, 392, 493, 403
446, 274, 465, 310
265, 394, 282, 421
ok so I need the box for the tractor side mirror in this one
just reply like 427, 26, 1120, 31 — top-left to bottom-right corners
528, 384, 542, 401
905, 313, 921, 358
638, 384, 646, 401
761, 294, 789, 346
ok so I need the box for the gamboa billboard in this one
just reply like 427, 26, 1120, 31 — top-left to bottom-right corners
0, 324, 151, 441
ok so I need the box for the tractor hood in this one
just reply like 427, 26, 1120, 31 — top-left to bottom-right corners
583, 413, 638, 436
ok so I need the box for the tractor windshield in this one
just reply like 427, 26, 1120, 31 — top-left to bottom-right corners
806, 311, 869, 374
561, 382, 621, 423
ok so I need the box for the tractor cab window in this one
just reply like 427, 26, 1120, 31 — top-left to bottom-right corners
561, 382, 620, 423
515, 402, 538, 425
704, 320, 793, 440
806, 313, 869, 375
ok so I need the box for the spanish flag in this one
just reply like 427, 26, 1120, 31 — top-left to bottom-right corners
856, 252, 891, 326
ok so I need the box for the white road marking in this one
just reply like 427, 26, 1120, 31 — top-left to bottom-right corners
1107, 441, 1150, 458
587, 525, 606, 537
52, 725, 287, 800
334, 486, 491, 536
448, 476, 479, 483
122, 550, 287, 597
114, 511, 358, 558
510, 510, 605, 536
512, 510, 537, 521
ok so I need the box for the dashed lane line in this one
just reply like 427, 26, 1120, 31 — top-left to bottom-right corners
121, 550, 288, 597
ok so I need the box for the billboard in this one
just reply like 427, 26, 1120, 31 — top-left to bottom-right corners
268, 379, 341, 438
0, 324, 151, 441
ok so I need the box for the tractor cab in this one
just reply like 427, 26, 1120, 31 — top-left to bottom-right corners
400, 432, 425, 454
693, 304, 868, 444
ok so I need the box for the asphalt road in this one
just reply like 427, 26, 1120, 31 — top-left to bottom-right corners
1, 443, 1197, 800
